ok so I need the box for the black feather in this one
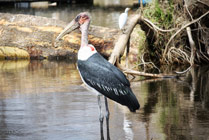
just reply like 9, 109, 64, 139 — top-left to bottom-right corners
77, 53, 140, 112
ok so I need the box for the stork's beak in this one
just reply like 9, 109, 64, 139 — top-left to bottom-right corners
56, 19, 79, 41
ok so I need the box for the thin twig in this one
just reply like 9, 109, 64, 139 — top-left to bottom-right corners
184, 4, 193, 20
140, 53, 146, 72
138, 53, 161, 73
124, 68, 176, 78
197, 0, 209, 7
168, 47, 190, 64
139, 53, 160, 72
138, 62, 161, 73
175, 65, 192, 74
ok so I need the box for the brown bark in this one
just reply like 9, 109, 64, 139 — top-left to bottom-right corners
108, 13, 141, 64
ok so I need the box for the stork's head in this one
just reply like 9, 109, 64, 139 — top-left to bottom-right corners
56, 12, 91, 40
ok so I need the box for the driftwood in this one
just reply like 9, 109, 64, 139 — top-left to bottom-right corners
0, 13, 119, 60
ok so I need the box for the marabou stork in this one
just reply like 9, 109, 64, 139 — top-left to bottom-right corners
56, 12, 140, 139
119, 8, 130, 33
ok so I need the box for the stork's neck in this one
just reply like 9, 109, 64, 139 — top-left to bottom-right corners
78, 19, 97, 61
81, 20, 90, 47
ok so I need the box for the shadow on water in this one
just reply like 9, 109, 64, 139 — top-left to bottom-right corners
137, 66, 209, 140
0, 60, 209, 140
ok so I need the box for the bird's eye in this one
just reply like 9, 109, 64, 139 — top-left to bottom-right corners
75, 15, 81, 22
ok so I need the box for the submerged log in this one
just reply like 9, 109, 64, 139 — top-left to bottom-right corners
0, 13, 119, 60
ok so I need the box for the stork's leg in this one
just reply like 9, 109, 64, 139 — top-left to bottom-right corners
97, 95, 104, 140
104, 97, 110, 140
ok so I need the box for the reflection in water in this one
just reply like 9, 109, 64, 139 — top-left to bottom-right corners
138, 66, 209, 140
0, 60, 80, 99
123, 116, 133, 140
0, 61, 209, 140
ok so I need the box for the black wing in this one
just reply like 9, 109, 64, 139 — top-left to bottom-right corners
77, 53, 140, 112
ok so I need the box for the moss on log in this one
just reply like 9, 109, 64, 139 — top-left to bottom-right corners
0, 46, 29, 59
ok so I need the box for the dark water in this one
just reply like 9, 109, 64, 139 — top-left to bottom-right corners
0, 60, 209, 140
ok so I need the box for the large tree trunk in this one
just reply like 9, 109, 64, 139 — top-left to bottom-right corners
0, 13, 119, 60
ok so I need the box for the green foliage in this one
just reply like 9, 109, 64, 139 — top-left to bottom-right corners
139, 0, 177, 66
144, 0, 174, 29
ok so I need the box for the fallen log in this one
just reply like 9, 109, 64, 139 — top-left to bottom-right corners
0, 13, 119, 60
0, 12, 181, 78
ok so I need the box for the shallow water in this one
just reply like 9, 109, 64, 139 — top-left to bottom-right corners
1, 4, 209, 140
0, 60, 209, 140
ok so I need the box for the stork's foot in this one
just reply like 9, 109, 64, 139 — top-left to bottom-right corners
99, 116, 104, 140
106, 117, 111, 140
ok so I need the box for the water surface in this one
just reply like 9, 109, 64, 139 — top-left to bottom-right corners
0, 60, 209, 140
1, 3, 209, 140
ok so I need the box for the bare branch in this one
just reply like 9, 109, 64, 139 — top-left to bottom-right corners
138, 53, 161, 73
168, 47, 190, 64
108, 14, 141, 64
186, 27, 195, 65
184, 4, 193, 20
143, 18, 177, 32
197, 0, 209, 7
175, 65, 192, 74
124, 68, 176, 78
163, 10, 209, 58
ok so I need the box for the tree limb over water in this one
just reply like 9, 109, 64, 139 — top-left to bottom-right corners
108, 1, 209, 78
